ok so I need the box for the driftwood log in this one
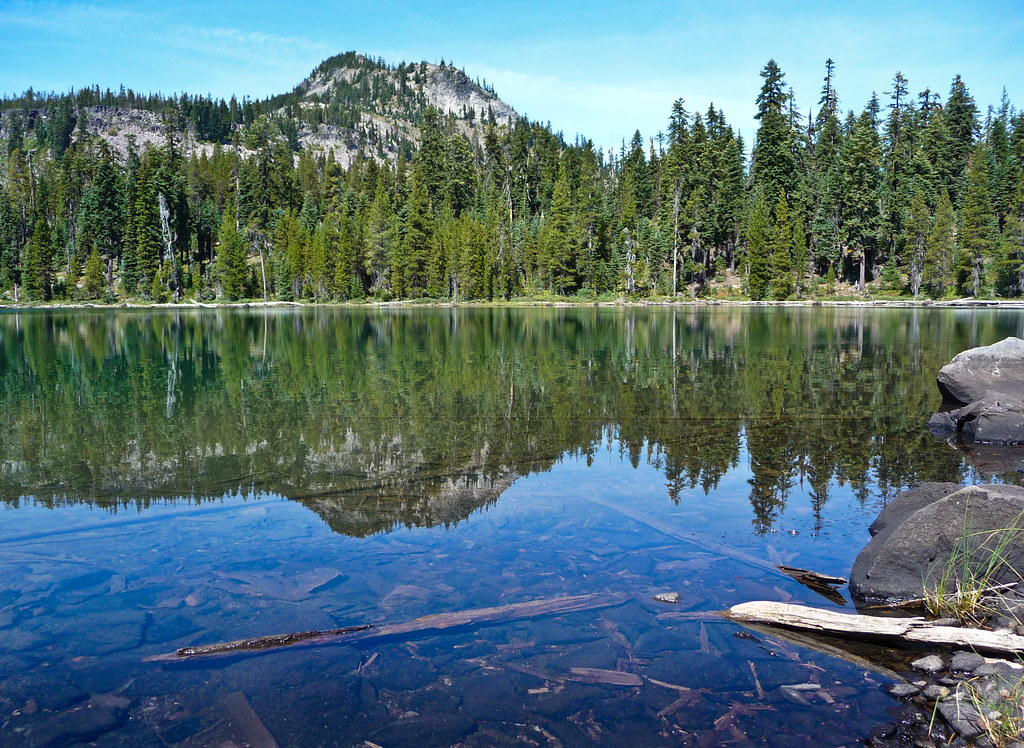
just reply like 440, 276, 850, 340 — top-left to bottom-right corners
725, 601, 1024, 655
584, 496, 847, 602
145, 593, 627, 663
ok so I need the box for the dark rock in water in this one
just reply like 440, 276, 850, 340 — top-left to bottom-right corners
851, 484, 1024, 602
929, 391, 1024, 444
886, 683, 920, 698
928, 409, 957, 433
937, 693, 985, 740
973, 661, 1024, 679
15, 701, 123, 747
949, 651, 986, 673
868, 483, 963, 537
937, 337, 1024, 405
144, 613, 200, 645
922, 684, 950, 700
459, 673, 524, 723
910, 655, 945, 674
2, 669, 86, 712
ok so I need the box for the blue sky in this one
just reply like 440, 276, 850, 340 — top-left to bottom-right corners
2, 0, 1022, 153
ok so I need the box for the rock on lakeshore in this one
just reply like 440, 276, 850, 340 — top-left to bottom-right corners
931, 337, 1024, 445
850, 483, 1024, 603
936, 336, 1024, 405
929, 391, 1024, 444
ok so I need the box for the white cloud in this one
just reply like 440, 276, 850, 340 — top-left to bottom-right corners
169, 25, 330, 62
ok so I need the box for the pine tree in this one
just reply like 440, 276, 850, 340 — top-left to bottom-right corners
124, 156, 162, 297
753, 60, 797, 200
944, 75, 979, 203
792, 215, 808, 297
745, 187, 771, 300
957, 141, 996, 296
540, 165, 576, 295
394, 170, 433, 297
428, 200, 454, 297
86, 146, 123, 286
882, 72, 914, 261
811, 105, 844, 277
82, 246, 106, 298
446, 133, 476, 216
988, 92, 1017, 227
23, 217, 53, 301
769, 193, 793, 299
924, 191, 956, 297
364, 177, 395, 296
995, 213, 1024, 296
842, 104, 883, 290
905, 188, 930, 298
215, 206, 248, 300
330, 212, 354, 300
307, 222, 331, 301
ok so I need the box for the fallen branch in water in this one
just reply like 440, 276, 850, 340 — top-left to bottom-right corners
725, 601, 1024, 655
145, 593, 627, 663
583, 496, 847, 602
776, 566, 848, 605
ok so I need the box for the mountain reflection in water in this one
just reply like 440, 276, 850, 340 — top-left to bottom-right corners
1, 306, 1020, 533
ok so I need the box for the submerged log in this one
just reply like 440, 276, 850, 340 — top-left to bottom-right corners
567, 667, 643, 686
145, 593, 627, 663
725, 601, 1024, 655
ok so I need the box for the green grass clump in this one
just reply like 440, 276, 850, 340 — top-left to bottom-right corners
959, 677, 1024, 748
924, 496, 1024, 625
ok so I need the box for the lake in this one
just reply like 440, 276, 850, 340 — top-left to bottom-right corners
0, 305, 1021, 746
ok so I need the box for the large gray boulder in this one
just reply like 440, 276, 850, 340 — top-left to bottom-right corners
868, 482, 963, 537
928, 391, 1024, 444
936, 337, 1024, 404
850, 484, 1024, 603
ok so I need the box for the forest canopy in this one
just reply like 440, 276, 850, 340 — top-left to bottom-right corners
0, 57, 1021, 303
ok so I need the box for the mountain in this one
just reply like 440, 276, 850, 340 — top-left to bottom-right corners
0, 51, 521, 166
281, 52, 519, 165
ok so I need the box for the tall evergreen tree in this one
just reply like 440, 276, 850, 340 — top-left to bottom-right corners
924, 191, 956, 297
842, 104, 883, 289
540, 165, 576, 295
752, 60, 797, 200
215, 205, 248, 300
394, 170, 433, 297
957, 140, 996, 297
745, 187, 771, 300
769, 193, 794, 299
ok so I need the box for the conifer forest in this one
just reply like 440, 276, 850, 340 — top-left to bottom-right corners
1, 54, 1022, 304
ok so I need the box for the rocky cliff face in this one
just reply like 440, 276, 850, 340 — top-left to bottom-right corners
289, 54, 518, 164
0, 51, 521, 166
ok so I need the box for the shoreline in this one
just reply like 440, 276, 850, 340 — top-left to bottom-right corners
4, 297, 1024, 311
